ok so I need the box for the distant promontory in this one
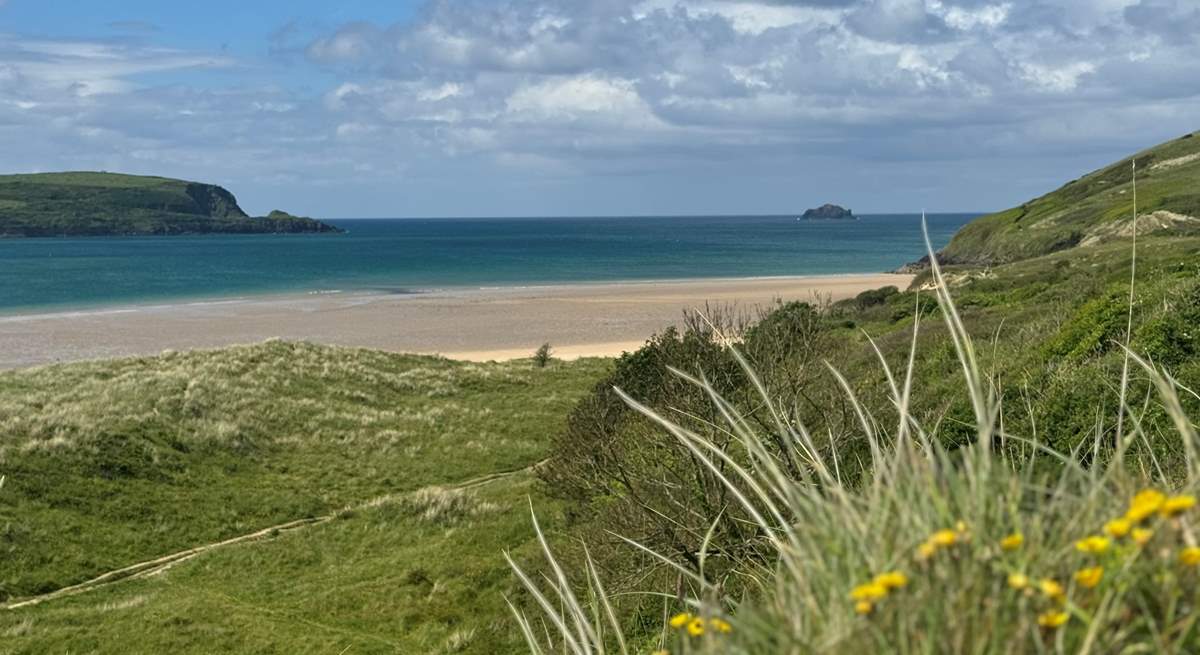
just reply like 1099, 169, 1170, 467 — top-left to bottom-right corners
802, 203, 855, 220
0, 172, 342, 237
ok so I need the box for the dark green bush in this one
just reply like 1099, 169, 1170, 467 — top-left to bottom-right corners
1043, 288, 1130, 360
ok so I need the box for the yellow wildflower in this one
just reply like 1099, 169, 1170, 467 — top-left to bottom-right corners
1074, 566, 1103, 589
1104, 518, 1132, 538
1000, 533, 1024, 551
855, 600, 873, 615
1126, 489, 1166, 523
1037, 610, 1069, 629
874, 571, 909, 591
1162, 495, 1197, 517
1132, 527, 1154, 546
708, 618, 733, 634
1007, 573, 1030, 590
669, 613, 692, 629
686, 617, 705, 637
1180, 547, 1200, 566
850, 582, 888, 601
1075, 535, 1111, 555
931, 529, 958, 547
652, 651, 669, 655
1039, 578, 1065, 601
917, 541, 937, 560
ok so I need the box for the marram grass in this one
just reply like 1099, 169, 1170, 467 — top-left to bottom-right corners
509, 231, 1200, 654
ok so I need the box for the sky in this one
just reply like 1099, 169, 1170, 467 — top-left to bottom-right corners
0, 0, 1197, 218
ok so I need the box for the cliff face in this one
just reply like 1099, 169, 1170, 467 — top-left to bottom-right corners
184, 183, 250, 219
0, 172, 342, 237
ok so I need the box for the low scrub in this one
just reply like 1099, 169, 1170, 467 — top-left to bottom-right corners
512, 243, 1200, 653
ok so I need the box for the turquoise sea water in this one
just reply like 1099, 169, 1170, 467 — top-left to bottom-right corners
0, 214, 976, 314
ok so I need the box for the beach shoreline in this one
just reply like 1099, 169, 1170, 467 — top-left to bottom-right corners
0, 273, 913, 369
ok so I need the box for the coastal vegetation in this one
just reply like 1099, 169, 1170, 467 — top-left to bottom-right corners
516, 130, 1200, 652
0, 342, 609, 651
0, 131, 1198, 652
940, 131, 1200, 264
0, 172, 341, 237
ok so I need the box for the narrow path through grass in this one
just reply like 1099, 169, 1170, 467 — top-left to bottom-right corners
3, 460, 546, 611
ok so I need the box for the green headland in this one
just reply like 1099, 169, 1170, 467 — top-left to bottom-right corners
0, 172, 341, 237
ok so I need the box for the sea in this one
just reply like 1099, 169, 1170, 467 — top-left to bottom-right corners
0, 213, 976, 314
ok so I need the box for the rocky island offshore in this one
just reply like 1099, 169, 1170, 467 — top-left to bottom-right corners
0, 172, 342, 237
800, 203, 855, 220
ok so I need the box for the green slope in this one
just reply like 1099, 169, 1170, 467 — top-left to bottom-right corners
941, 130, 1200, 264
0, 342, 611, 652
0, 172, 341, 237
529, 134, 1200, 653
544, 130, 1200, 612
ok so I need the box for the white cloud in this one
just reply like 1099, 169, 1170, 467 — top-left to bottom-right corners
2, 0, 1199, 216
1018, 60, 1097, 92
505, 76, 661, 127
0, 34, 230, 97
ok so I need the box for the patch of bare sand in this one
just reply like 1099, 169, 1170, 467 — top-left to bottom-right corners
0, 274, 913, 368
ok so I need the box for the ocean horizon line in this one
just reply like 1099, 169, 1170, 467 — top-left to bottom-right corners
317, 211, 985, 222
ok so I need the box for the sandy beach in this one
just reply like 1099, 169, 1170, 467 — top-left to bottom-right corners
0, 274, 912, 369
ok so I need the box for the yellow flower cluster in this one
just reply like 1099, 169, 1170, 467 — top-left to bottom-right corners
1075, 535, 1111, 555
1123, 489, 1195, 524
1038, 578, 1064, 601
1001, 488, 1198, 632
669, 613, 732, 637
1074, 566, 1103, 589
1006, 567, 1071, 629
1037, 610, 1069, 628
1000, 532, 1024, 551
917, 523, 969, 560
850, 570, 909, 615
841, 490, 1197, 637
1111, 489, 1195, 556
1180, 547, 1200, 566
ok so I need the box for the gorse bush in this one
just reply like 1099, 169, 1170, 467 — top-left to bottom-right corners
510, 231, 1200, 654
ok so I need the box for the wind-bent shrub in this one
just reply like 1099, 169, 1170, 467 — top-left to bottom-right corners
533, 343, 554, 368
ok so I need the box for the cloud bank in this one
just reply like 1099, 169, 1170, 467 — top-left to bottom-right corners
1, 0, 1198, 216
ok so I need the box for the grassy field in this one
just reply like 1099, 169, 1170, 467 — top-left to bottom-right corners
0, 342, 611, 652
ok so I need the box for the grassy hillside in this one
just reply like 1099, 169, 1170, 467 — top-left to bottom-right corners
546, 211, 1200, 637
522, 136, 1200, 653
940, 131, 1200, 264
516, 133, 1200, 653
0, 342, 611, 652
0, 172, 341, 237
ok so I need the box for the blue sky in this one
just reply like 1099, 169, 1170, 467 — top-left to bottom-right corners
1, 0, 1197, 217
